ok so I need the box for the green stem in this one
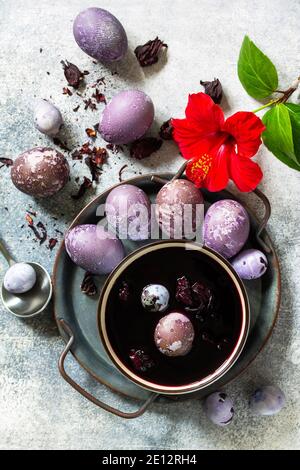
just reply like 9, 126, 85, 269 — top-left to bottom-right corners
252, 100, 277, 113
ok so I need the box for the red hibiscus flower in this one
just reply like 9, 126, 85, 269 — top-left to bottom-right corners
172, 93, 265, 192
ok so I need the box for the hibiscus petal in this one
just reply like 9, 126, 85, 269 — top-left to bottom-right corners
186, 154, 213, 187
223, 111, 265, 158
185, 92, 224, 132
204, 144, 230, 192
229, 153, 263, 192
172, 117, 212, 160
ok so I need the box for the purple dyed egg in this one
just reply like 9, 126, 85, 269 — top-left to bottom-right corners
65, 224, 125, 275
154, 312, 195, 357
73, 7, 128, 63
204, 392, 234, 426
105, 184, 151, 240
11, 147, 70, 198
99, 90, 154, 144
34, 99, 63, 137
232, 249, 268, 280
155, 179, 204, 239
204, 200, 250, 258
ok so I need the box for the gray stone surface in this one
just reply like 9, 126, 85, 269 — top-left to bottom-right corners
0, 0, 299, 450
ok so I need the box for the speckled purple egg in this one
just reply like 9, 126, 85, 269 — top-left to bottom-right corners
204, 200, 250, 258
232, 249, 268, 280
155, 179, 204, 239
3, 263, 36, 294
11, 147, 70, 198
154, 312, 195, 357
73, 7, 128, 62
99, 90, 154, 144
204, 392, 234, 426
34, 99, 63, 136
65, 224, 125, 275
105, 184, 151, 240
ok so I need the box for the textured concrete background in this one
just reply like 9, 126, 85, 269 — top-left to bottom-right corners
0, 0, 300, 450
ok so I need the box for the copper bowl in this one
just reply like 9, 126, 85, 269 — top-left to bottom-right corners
98, 240, 250, 396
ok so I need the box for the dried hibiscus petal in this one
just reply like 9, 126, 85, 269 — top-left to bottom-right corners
92, 89, 106, 104
71, 176, 92, 200
175, 276, 193, 306
200, 78, 223, 104
85, 128, 97, 138
81, 272, 97, 296
48, 238, 58, 250
159, 119, 173, 140
134, 37, 168, 67
191, 281, 214, 312
129, 349, 155, 372
119, 281, 130, 302
0, 157, 13, 167
130, 137, 162, 160
61, 60, 84, 88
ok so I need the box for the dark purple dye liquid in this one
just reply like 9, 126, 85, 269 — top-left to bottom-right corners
106, 247, 243, 386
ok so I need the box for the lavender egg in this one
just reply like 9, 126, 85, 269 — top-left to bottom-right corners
11, 147, 70, 198
65, 224, 125, 275
3, 263, 36, 294
204, 200, 250, 258
34, 99, 63, 136
99, 90, 154, 144
154, 312, 195, 357
155, 179, 204, 239
105, 184, 151, 240
232, 249, 268, 280
73, 7, 128, 62
205, 392, 234, 426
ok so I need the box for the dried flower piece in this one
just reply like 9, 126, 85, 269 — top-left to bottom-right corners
63, 87, 73, 96
73, 105, 80, 112
84, 98, 97, 111
36, 222, 47, 245
106, 144, 123, 154
0, 157, 13, 167
71, 176, 92, 200
129, 349, 155, 372
200, 78, 223, 104
81, 272, 97, 296
119, 281, 130, 302
85, 128, 97, 138
175, 276, 193, 306
159, 119, 173, 140
48, 238, 58, 250
61, 60, 84, 88
134, 37, 168, 67
25, 214, 34, 226
92, 89, 106, 104
92, 147, 107, 165
130, 137, 162, 160
118, 164, 128, 182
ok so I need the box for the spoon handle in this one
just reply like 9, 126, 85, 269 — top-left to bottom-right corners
0, 239, 15, 266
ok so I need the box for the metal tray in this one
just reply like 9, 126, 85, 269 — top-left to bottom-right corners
53, 172, 281, 418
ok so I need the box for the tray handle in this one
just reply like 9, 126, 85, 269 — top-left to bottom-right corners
58, 319, 159, 419
252, 188, 272, 254
151, 160, 272, 254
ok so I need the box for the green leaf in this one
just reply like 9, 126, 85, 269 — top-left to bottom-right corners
285, 103, 300, 163
262, 104, 300, 170
238, 35, 278, 100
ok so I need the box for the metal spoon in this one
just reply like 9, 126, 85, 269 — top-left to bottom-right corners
0, 239, 52, 318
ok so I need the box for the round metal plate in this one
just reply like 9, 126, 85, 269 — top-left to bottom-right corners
53, 174, 281, 401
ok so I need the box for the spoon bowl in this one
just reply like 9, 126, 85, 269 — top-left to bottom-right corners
0, 239, 53, 318
1, 262, 52, 318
